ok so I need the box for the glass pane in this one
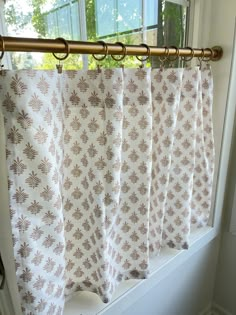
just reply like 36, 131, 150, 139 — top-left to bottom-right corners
57, 7, 71, 38
145, 0, 158, 27
71, 2, 80, 40
117, 0, 142, 33
45, 12, 58, 38
95, 0, 116, 37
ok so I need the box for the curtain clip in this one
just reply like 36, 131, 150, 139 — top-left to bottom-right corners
56, 63, 63, 74
93, 41, 108, 72
52, 37, 70, 74
181, 47, 194, 68
136, 43, 150, 68
159, 46, 169, 71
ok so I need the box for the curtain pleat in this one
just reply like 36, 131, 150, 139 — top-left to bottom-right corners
0, 67, 214, 314
191, 67, 215, 227
149, 68, 183, 255
162, 68, 200, 249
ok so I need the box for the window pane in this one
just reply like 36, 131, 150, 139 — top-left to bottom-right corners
45, 12, 58, 38
117, 0, 142, 33
57, 6, 71, 38
95, 0, 116, 37
145, 0, 158, 27
71, 2, 80, 40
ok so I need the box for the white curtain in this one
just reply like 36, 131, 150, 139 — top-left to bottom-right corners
0, 66, 214, 314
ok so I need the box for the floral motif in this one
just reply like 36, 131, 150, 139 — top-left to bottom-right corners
13, 187, 29, 204
7, 126, 23, 144
77, 77, 89, 92
34, 126, 48, 144
3, 92, 16, 112
25, 171, 41, 188
17, 110, 33, 129
37, 75, 49, 94
69, 90, 80, 105
29, 93, 43, 111
27, 200, 43, 214
10, 157, 27, 175
10, 74, 27, 95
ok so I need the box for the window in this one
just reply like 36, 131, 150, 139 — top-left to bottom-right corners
4, 0, 189, 69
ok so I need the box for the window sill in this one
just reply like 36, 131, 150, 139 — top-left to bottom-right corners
64, 226, 219, 315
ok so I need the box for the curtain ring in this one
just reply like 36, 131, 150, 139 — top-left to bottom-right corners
159, 46, 169, 69
52, 37, 70, 61
136, 43, 151, 62
159, 46, 169, 62
197, 48, 205, 69
167, 46, 179, 66
92, 41, 108, 61
111, 42, 127, 61
202, 48, 213, 62
181, 46, 194, 62
0, 35, 5, 60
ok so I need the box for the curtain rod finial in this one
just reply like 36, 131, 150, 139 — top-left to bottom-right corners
211, 46, 223, 61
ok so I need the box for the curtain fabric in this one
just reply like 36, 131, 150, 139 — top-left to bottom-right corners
0, 67, 214, 314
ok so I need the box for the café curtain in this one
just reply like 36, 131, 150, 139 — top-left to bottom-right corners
0, 66, 214, 314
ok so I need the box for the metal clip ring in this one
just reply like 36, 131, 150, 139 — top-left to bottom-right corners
92, 41, 108, 61
52, 37, 70, 61
136, 43, 151, 62
111, 42, 127, 61
202, 48, 213, 62
167, 46, 179, 65
180, 46, 194, 62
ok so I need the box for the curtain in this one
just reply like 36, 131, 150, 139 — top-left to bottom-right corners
0, 66, 214, 314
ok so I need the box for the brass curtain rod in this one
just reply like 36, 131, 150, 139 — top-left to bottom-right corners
0, 36, 223, 61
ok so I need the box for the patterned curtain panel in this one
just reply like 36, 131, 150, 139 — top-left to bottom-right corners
0, 67, 214, 314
